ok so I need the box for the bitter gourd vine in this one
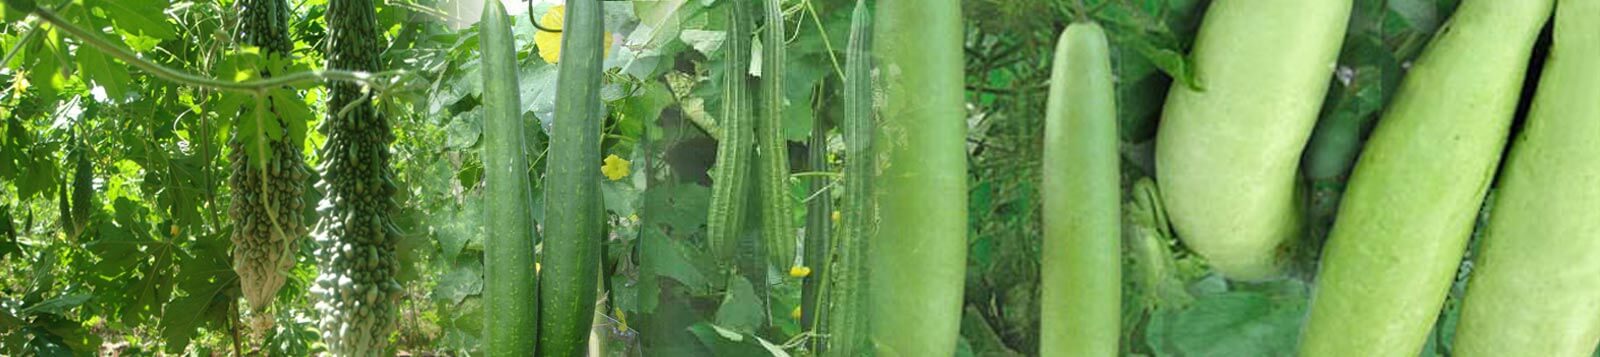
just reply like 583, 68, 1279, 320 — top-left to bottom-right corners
229, 0, 309, 315
310, 0, 402, 354
707, 0, 755, 266
479, 1, 538, 355
538, 0, 605, 354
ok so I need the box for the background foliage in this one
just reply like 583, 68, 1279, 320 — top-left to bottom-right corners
0, 0, 1547, 356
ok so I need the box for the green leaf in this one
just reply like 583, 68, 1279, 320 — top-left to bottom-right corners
269, 89, 311, 146
19, 294, 91, 316
2, 0, 35, 21
714, 276, 763, 333
1145, 280, 1309, 356
90, 0, 176, 40
75, 47, 130, 100
643, 230, 711, 295
687, 322, 778, 356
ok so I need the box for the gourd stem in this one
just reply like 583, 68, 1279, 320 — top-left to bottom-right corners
22, 7, 407, 95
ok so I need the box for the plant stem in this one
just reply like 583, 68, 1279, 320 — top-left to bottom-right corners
25, 7, 407, 95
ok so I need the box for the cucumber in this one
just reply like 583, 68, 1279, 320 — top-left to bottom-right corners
823, 1, 871, 354
1153, 0, 1351, 280
707, 0, 754, 266
1299, 1, 1553, 355
479, 2, 537, 355
1040, 21, 1120, 357
538, 0, 605, 354
868, 0, 968, 355
757, 0, 795, 269
1453, 1, 1600, 355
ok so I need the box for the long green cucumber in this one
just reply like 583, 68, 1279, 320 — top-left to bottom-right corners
868, 0, 967, 355
1153, 0, 1351, 280
1299, 1, 1553, 355
757, 0, 795, 269
480, 2, 537, 355
1452, 1, 1600, 355
707, 0, 754, 266
538, 0, 605, 354
1040, 21, 1120, 357
823, 1, 871, 354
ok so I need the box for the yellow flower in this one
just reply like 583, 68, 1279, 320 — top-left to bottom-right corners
613, 307, 630, 332
533, 5, 614, 64
790, 305, 803, 320
788, 265, 812, 278
602, 154, 631, 181
831, 210, 840, 224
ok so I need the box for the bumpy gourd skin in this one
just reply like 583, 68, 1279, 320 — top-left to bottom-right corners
229, 0, 308, 314
1299, 1, 1552, 356
311, 0, 402, 355
1453, 1, 1600, 355
1154, 0, 1350, 280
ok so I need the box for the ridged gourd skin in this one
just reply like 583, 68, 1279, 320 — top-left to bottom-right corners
757, 0, 795, 269
1040, 21, 1120, 357
478, 1, 538, 355
537, 0, 605, 354
311, 0, 402, 355
1299, 0, 1553, 356
707, 0, 754, 266
229, 0, 309, 314
1452, 1, 1600, 355
822, 1, 870, 354
1153, 0, 1351, 280
868, 0, 968, 355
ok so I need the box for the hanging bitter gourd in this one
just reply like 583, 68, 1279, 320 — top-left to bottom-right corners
229, 0, 309, 315
310, 0, 402, 355
707, 0, 755, 266
538, 0, 605, 354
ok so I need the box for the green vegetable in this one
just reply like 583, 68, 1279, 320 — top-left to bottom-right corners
1040, 21, 1120, 357
758, 0, 795, 269
312, 0, 402, 354
868, 0, 967, 355
538, 0, 605, 354
229, 0, 308, 314
1300, 1, 1553, 355
800, 65, 832, 329
479, 2, 537, 355
1153, 0, 1351, 280
1452, 1, 1600, 355
707, 0, 754, 266
822, 1, 870, 354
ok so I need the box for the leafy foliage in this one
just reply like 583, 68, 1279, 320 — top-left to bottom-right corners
0, 0, 1503, 355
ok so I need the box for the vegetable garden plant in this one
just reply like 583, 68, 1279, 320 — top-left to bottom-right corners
0, 0, 1597, 356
